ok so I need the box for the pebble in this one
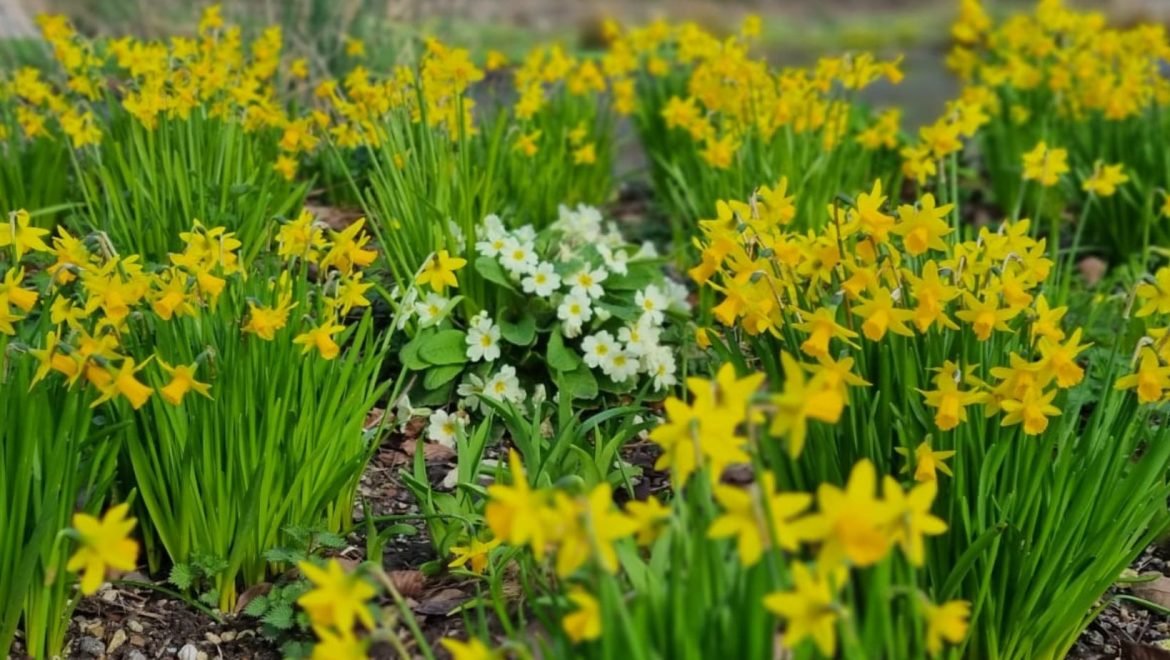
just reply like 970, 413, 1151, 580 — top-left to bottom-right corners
221, 630, 237, 642
76, 636, 106, 657
177, 643, 201, 660
126, 652, 148, 660
108, 629, 128, 655
127, 618, 145, 633
205, 632, 221, 644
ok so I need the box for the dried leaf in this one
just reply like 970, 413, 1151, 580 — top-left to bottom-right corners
304, 203, 364, 231
389, 570, 425, 599
364, 407, 386, 431
233, 582, 272, 614
413, 587, 468, 616
401, 438, 456, 463
1132, 574, 1170, 608
1122, 640, 1170, 660
1078, 256, 1108, 287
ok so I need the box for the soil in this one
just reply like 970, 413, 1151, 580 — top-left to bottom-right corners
1070, 544, 1170, 659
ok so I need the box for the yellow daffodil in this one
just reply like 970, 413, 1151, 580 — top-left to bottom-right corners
562, 587, 602, 643
67, 503, 139, 595
924, 599, 971, 656
0, 209, 52, 260
296, 559, 376, 632
764, 562, 842, 657
417, 250, 468, 293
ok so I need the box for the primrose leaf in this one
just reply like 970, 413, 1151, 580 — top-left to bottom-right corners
425, 364, 465, 390
547, 328, 581, 371
499, 312, 537, 346
560, 366, 599, 400
475, 256, 516, 292
418, 329, 468, 366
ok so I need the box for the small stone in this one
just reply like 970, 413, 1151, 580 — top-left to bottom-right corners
220, 631, 236, 642
127, 618, 144, 633
130, 634, 147, 647
177, 643, 200, 660
205, 632, 222, 644
99, 587, 118, 603
126, 652, 148, 660
76, 636, 106, 657
108, 629, 128, 654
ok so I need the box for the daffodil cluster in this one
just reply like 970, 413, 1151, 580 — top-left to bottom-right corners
692, 180, 1093, 441
946, 0, 1170, 260
1, 209, 375, 412
607, 16, 904, 236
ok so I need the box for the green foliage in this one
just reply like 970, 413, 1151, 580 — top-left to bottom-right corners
0, 332, 120, 659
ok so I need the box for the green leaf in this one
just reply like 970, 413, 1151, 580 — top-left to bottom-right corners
604, 263, 657, 291
547, 328, 580, 371
262, 602, 295, 630
475, 256, 516, 292
199, 589, 220, 608
597, 301, 639, 322
560, 366, 598, 400
263, 547, 303, 564
401, 333, 429, 371
412, 380, 455, 407
499, 312, 536, 346
169, 564, 193, 590
243, 595, 270, 617
418, 329, 468, 366
315, 531, 346, 549
424, 364, 465, 390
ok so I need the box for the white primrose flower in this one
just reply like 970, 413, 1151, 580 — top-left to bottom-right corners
635, 240, 659, 259
499, 237, 539, 277
522, 261, 562, 297
477, 231, 510, 257
568, 266, 607, 300
447, 220, 467, 253
394, 286, 418, 329
619, 316, 661, 357
555, 203, 603, 244
582, 330, 619, 369
514, 224, 537, 244
482, 213, 506, 236
427, 409, 466, 448
414, 292, 450, 325
484, 365, 525, 404
465, 313, 502, 362
456, 373, 487, 412
600, 223, 625, 248
604, 348, 639, 383
393, 394, 431, 431
665, 278, 692, 313
557, 292, 593, 338
597, 243, 629, 275
644, 346, 678, 390
635, 284, 668, 326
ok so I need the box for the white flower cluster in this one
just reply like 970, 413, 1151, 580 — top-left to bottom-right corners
423, 205, 691, 448
478, 205, 689, 390
579, 287, 679, 389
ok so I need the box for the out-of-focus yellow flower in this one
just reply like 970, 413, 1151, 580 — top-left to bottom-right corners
562, 587, 601, 643
67, 503, 139, 595
297, 559, 376, 632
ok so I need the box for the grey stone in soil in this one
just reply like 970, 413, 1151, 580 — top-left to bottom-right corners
75, 636, 106, 657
